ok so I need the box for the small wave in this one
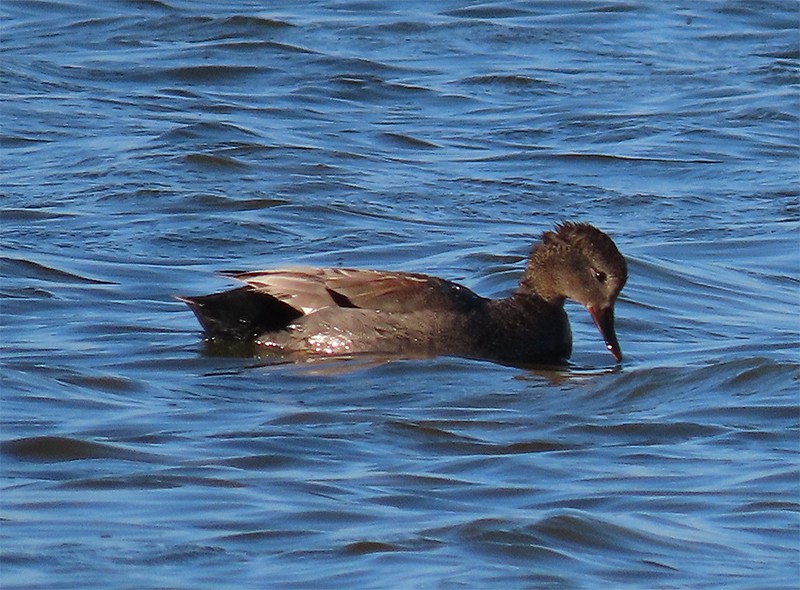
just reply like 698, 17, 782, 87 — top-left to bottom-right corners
162, 64, 265, 83
455, 151, 723, 165
387, 420, 576, 454
59, 473, 246, 490
218, 15, 294, 30
381, 132, 440, 149
0, 135, 53, 148
443, 5, 534, 19
1, 208, 74, 221
1, 436, 159, 463
555, 152, 723, 165
182, 153, 251, 170
181, 193, 289, 212
158, 121, 261, 141
461, 74, 558, 89
426, 510, 728, 575
1, 257, 114, 285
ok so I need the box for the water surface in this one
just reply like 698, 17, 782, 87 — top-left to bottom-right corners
2, 1, 798, 588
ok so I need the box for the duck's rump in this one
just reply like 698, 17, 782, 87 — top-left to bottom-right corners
179, 287, 303, 341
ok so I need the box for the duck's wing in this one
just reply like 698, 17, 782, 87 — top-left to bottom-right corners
224, 267, 340, 315
225, 267, 483, 314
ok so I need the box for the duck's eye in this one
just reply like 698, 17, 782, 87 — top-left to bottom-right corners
593, 270, 607, 283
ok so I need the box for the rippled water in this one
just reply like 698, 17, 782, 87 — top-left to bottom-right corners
2, 1, 798, 588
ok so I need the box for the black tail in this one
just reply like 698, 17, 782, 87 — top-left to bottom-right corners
178, 287, 303, 341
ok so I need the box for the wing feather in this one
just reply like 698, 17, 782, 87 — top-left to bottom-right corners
226, 267, 482, 315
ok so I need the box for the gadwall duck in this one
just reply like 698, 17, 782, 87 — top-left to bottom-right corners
181, 222, 627, 365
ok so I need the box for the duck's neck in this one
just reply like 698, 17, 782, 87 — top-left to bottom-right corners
518, 244, 566, 305
482, 291, 572, 363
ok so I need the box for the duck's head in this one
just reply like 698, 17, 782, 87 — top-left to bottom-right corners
521, 222, 628, 361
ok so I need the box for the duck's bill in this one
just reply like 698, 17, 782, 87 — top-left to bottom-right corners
588, 306, 623, 362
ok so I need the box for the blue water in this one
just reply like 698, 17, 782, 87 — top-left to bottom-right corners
2, 1, 799, 588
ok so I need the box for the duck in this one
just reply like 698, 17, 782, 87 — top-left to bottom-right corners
181, 221, 627, 365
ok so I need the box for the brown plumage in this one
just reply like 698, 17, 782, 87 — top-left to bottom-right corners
180, 222, 627, 365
